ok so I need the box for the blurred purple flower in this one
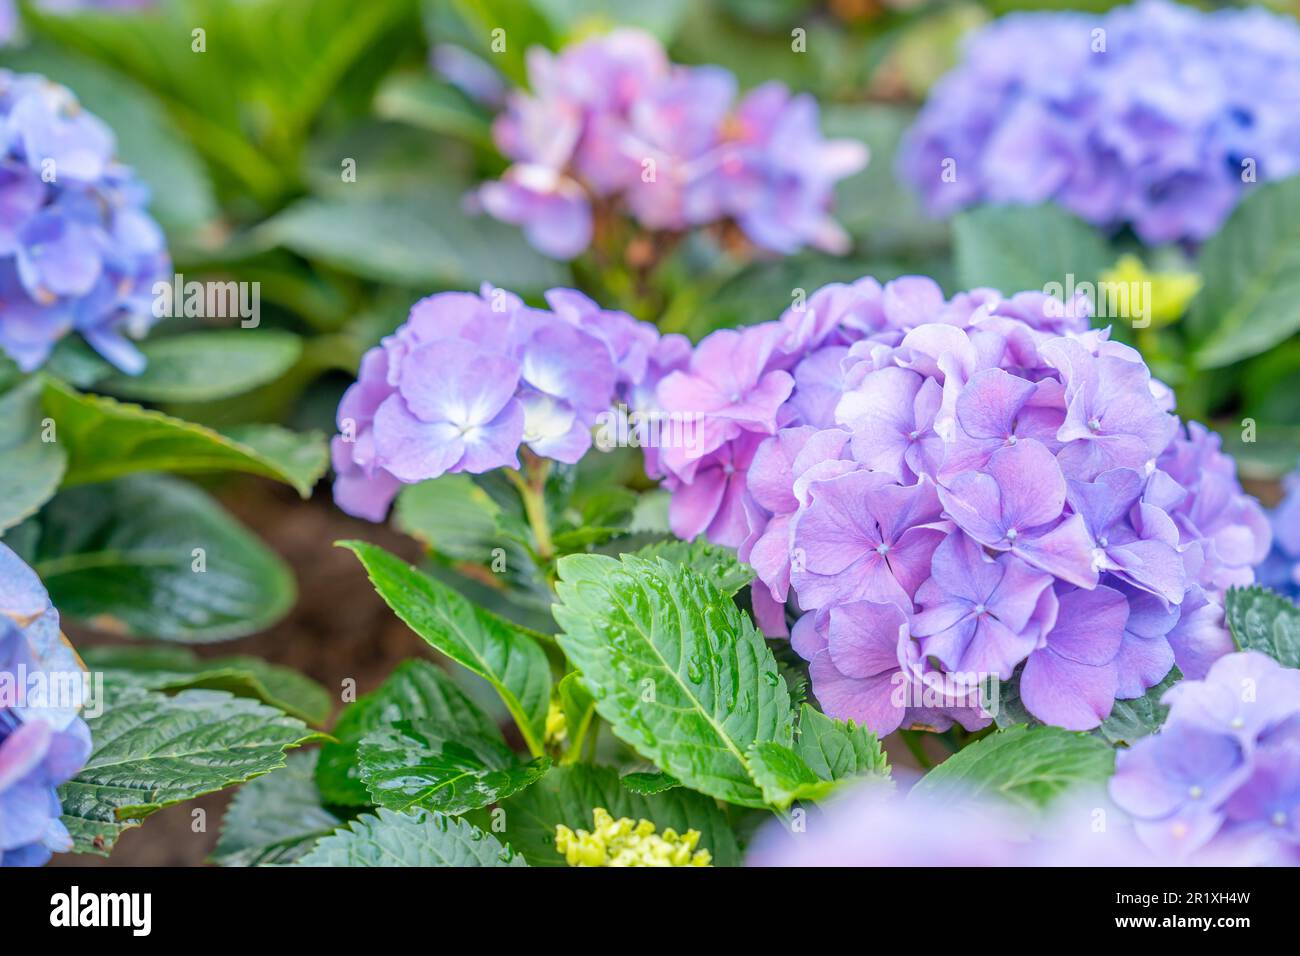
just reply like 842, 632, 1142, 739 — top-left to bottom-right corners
900, 0, 1300, 244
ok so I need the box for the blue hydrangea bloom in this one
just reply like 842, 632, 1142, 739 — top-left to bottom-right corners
899, 0, 1300, 244
1257, 464, 1300, 600
0, 543, 91, 867
0, 70, 170, 373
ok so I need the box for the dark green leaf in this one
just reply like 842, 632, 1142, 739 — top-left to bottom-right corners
296, 808, 527, 867
794, 704, 890, 782
1226, 585, 1300, 668
619, 770, 680, 795
629, 537, 755, 596
96, 331, 303, 403
0, 377, 66, 532
1097, 668, 1181, 747
211, 752, 342, 866
953, 203, 1109, 297
747, 741, 836, 809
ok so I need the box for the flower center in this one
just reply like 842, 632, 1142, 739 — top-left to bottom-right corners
875, 543, 890, 556
1005, 434, 1017, 446
1187, 785, 1203, 800
1273, 811, 1288, 827
1087, 417, 1102, 432
1005, 528, 1018, 542
973, 603, 987, 616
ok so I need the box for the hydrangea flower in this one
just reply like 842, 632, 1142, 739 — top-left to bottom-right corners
1257, 463, 1300, 601
0, 543, 91, 867
0, 70, 170, 372
899, 0, 1300, 244
331, 285, 661, 521
640, 273, 1269, 734
1109, 651, 1300, 864
478, 29, 867, 259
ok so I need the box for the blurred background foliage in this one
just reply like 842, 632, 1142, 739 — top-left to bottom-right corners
4, 0, 1298, 478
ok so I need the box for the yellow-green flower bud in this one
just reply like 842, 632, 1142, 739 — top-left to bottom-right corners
1099, 254, 1201, 329
554, 807, 712, 867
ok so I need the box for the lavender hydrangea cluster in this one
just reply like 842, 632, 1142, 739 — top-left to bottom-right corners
1257, 465, 1300, 601
0, 70, 170, 373
635, 274, 1270, 734
0, 543, 91, 867
331, 284, 667, 521
899, 0, 1300, 244
478, 29, 868, 259
1109, 651, 1300, 864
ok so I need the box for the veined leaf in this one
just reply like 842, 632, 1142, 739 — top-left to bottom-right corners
1097, 668, 1180, 747
1226, 585, 1300, 668
295, 808, 527, 867
339, 541, 552, 757
498, 764, 740, 867
41, 376, 326, 496
911, 724, 1115, 812
316, 659, 503, 806
358, 719, 550, 814
953, 203, 1109, 298
81, 645, 331, 725
210, 752, 342, 866
630, 537, 755, 596
747, 742, 836, 810
619, 770, 680, 795
60, 683, 325, 855
794, 704, 890, 782
553, 553, 794, 807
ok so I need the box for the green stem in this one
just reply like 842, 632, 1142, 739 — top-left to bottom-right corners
560, 706, 596, 766
506, 460, 554, 562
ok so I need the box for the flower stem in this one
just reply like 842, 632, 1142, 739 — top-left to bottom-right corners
507, 457, 555, 562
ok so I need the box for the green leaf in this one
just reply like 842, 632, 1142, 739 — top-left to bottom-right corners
95, 331, 303, 403
619, 770, 680, 795
953, 203, 1110, 297
911, 725, 1115, 812
61, 683, 324, 855
217, 424, 329, 496
0, 377, 66, 533
339, 541, 552, 757
747, 742, 836, 809
80, 645, 331, 725
358, 719, 550, 814
1097, 668, 1181, 747
210, 752, 343, 866
553, 553, 794, 807
556, 670, 595, 751
1226, 585, 1300, 668
394, 474, 503, 563
629, 538, 755, 596
794, 704, 890, 782
498, 764, 740, 867
24, 475, 295, 642
296, 808, 527, 867
316, 659, 503, 806
534, 0, 690, 41
373, 72, 493, 149
1190, 175, 1300, 368
41, 376, 326, 496
257, 184, 564, 294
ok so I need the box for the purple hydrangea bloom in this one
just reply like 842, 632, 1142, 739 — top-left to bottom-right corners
478, 29, 867, 259
0, 70, 170, 372
0, 543, 91, 867
899, 0, 1300, 244
1109, 651, 1300, 863
331, 285, 660, 522
635, 272, 1269, 734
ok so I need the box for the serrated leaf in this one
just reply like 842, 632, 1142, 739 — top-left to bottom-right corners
216, 423, 329, 495
911, 725, 1115, 812
631, 537, 755, 595
0, 377, 66, 532
296, 808, 526, 867
795, 704, 889, 782
359, 719, 550, 814
60, 684, 324, 855
1097, 668, 1181, 747
80, 645, 331, 725
41, 376, 325, 496
1190, 175, 1300, 367
1226, 585, 1300, 668
553, 553, 794, 808
619, 770, 680, 795
316, 659, 502, 806
498, 764, 740, 867
210, 752, 342, 866
24, 475, 294, 642
557, 670, 595, 748
747, 742, 836, 809
394, 474, 502, 562
95, 331, 302, 403
339, 541, 552, 757
953, 203, 1109, 297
